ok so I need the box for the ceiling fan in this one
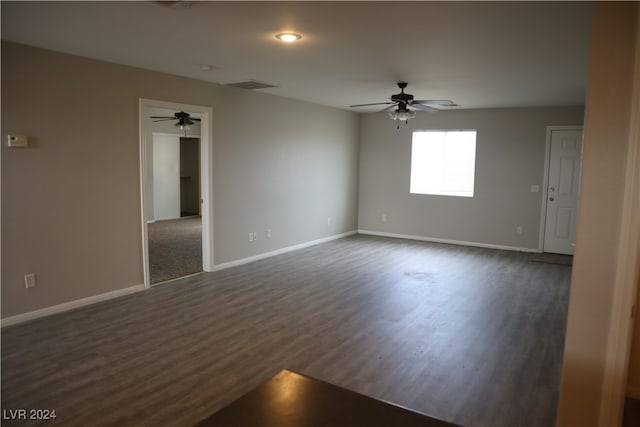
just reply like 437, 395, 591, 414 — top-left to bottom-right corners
150, 111, 200, 135
349, 82, 458, 128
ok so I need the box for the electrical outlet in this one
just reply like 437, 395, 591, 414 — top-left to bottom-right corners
516, 226, 523, 235
327, 217, 331, 226
382, 214, 387, 222
267, 228, 272, 238
253, 231, 258, 241
248, 232, 254, 242
24, 273, 36, 288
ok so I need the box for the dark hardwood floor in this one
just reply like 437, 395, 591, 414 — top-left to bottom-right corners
1, 235, 572, 426
623, 398, 640, 427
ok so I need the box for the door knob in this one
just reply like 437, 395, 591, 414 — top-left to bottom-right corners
549, 197, 555, 202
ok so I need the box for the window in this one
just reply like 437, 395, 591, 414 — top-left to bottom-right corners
410, 130, 477, 197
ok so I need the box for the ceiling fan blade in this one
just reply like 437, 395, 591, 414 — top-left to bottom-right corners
380, 104, 397, 112
349, 102, 396, 108
412, 100, 457, 106
410, 104, 440, 113
152, 118, 177, 122
150, 116, 174, 119
191, 118, 201, 121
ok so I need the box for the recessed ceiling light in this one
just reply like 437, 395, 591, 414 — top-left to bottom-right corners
275, 33, 302, 43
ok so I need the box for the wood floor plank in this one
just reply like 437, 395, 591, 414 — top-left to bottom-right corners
1, 235, 571, 426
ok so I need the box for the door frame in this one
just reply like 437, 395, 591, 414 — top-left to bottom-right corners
139, 98, 213, 288
537, 125, 584, 253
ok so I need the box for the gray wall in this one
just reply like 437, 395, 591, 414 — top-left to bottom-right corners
211, 85, 360, 263
1, 42, 360, 318
358, 107, 584, 250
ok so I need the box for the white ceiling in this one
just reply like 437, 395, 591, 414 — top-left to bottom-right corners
1, 1, 592, 112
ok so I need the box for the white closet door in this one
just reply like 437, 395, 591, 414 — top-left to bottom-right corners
153, 134, 180, 220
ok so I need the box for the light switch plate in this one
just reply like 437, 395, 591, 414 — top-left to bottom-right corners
24, 273, 36, 288
8, 135, 28, 147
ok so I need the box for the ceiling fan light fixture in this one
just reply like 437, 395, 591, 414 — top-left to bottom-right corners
178, 123, 190, 135
275, 32, 302, 43
176, 117, 193, 135
389, 110, 416, 122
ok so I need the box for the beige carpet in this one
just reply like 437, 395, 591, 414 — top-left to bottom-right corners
148, 216, 202, 283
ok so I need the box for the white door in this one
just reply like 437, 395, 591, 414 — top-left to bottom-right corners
543, 129, 583, 254
152, 134, 181, 220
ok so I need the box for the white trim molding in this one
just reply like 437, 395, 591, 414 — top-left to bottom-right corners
1, 284, 146, 328
358, 229, 538, 253
598, 13, 640, 426
212, 231, 358, 271
1, 232, 359, 327
139, 99, 214, 289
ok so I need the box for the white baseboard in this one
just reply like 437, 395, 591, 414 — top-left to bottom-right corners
3, 229, 525, 327
212, 230, 358, 271
627, 385, 640, 400
357, 229, 538, 253
1, 284, 146, 328
1, 232, 357, 327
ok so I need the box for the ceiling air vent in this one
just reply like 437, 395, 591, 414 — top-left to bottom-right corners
224, 80, 278, 90
154, 1, 194, 9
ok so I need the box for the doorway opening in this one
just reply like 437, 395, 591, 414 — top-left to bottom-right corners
139, 99, 213, 287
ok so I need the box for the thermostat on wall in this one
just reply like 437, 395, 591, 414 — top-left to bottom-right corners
7, 135, 28, 147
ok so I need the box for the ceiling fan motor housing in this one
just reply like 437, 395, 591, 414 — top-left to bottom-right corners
391, 82, 413, 108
